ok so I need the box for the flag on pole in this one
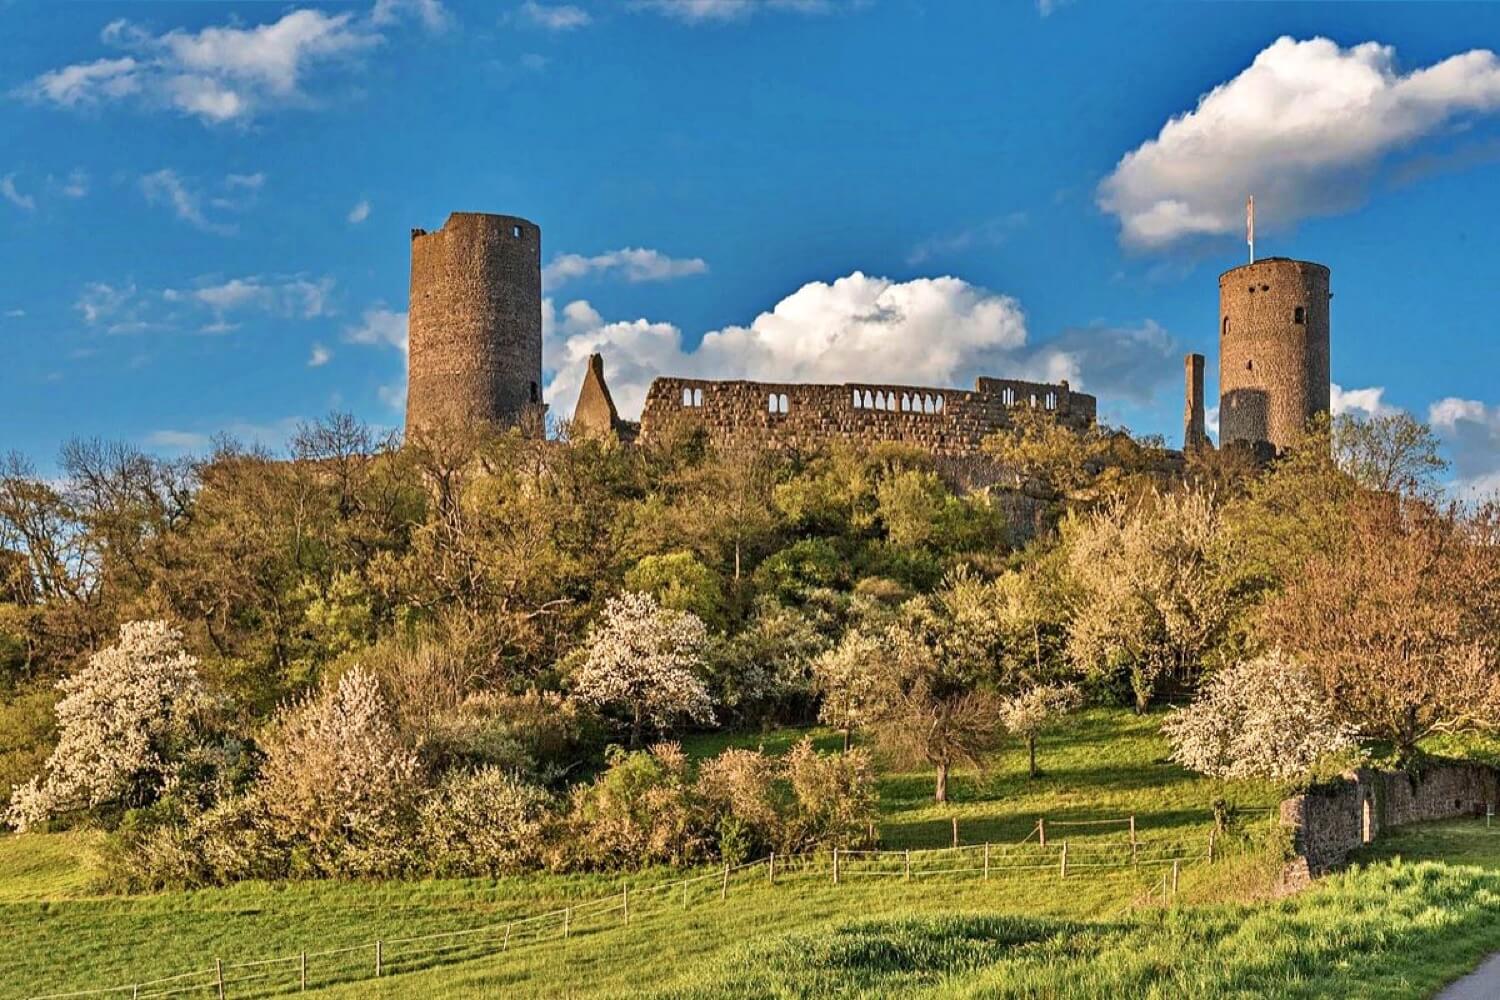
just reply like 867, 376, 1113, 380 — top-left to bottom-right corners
1247, 196, 1255, 262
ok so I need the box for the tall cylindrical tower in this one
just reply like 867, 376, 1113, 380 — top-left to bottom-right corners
1218, 257, 1330, 453
406, 212, 543, 437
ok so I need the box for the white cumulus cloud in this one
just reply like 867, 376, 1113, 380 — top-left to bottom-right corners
542, 271, 1176, 422
1099, 36, 1500, 249
1428, 396, 1500, 500
1330, 383, 1399, 420
543, 247, 708, 289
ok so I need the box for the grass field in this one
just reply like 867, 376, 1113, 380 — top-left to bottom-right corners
3, 709, 1497, 998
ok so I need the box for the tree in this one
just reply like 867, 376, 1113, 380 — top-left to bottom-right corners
624, 551, 725, 629
1261, 494, 1500, 760
1333, 411, 1448, 497
998, 683, 1081, 778
811, 631, 886, 751
1162, 652, 1357, 783
1064, 489, 1241, 711
570, 592, 714, 747
870, 573, 1006, 802
6, 621, 211, 831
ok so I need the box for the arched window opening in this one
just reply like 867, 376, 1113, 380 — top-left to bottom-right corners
693, 388, 703, 407
1002, 387, 1014, 406
852, 389, 862, 408
768, 393, 778, 413
874, 391, 885, 411
1029, 393, 1038, 408
682, 387, 693, 406
1294, 306, 1305, 325
1045, 391, 1056, 410
923, 395, 934, 414
863, 390, 874, 409
778, 393, 789, 414
935, 395, 945, 412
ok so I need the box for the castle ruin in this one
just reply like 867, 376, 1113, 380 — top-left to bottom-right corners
405, 212, 544, 438
404, 210, 1331, 464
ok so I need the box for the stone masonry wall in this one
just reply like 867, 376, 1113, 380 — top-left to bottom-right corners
1218, 257, 1331, 453
406, 212, 544, 437
637, 375, 1096, 462
1279, 764, 1500, 887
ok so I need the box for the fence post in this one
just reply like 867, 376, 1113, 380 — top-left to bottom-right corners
564, 906, 571, 938
375, 940, 382, 978
215, 958, 225, 1000
904, 849, 911, 881
1060, 840, 1068, 879
624, 884, 631, 924
1130, 815, 1137, 862
300, 950, 307, 992
983, 842, 990, 881
1038, 818, 1046, 847
769, 851, 775, 885
1172, 859, 1180, 899
133, 986, 139, 1000
1207, 828, 1217, 864
720, 862, 729, 899
832, 847, 840, 885
952, 816, 959, 849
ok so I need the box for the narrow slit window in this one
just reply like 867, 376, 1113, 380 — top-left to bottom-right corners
1293, 306, 1305, 324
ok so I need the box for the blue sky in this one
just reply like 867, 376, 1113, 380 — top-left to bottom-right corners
3, 0, 1500, 492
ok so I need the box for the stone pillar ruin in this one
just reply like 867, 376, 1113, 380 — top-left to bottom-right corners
1183, 352, 1207, 452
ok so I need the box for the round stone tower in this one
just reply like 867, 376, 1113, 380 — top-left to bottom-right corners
1218, 257, 1330, 453
406, 212, 543, 437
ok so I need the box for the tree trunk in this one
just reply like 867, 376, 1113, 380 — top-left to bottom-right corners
1028, 734, 1038, 778
734, 541, 742, 582
631, 702, 643, 749
934, 761, 949, 803
843, 726, 851, 753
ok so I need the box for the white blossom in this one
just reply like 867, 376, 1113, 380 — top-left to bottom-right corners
6, 620, 208, 831
571, 592, 714, 742
1163, 651, 1358, 783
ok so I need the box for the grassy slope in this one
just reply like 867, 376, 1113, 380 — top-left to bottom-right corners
17, 710, 1497, 998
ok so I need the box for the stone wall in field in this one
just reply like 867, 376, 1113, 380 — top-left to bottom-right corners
1279, 764, 1500, 887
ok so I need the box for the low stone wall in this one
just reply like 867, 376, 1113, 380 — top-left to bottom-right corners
1279, 763, 1500, 887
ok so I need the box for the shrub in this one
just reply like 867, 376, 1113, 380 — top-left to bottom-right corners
561, 742, 707, 870
6, 621, 212, 832
257, 666, 421, 875
783, 738, 878, 850
420, 767, 554, 877
696, 748, 785, 859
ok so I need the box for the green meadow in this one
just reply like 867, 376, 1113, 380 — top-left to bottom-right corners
5, 709, 1498, 999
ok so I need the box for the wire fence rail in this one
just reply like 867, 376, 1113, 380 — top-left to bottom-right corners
24, 818, 1221, 1000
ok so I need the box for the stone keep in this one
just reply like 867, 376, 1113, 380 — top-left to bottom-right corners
1218, 257, 1331, 453
406, 212, 543, 437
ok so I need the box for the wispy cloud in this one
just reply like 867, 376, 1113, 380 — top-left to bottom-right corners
518, 1, 592, 30
630, 0, 834, 22
906, 213, 1027, 266
308, 343, 333, 367
543, 247, 708, 289
163, 274, 336, 332
347, 199, 371, 224
1, 173, 36, 212
140, 169, 260, 235
16, 2, 449, 126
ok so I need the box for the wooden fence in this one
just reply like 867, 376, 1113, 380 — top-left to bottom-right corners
26, 821, 1217, 999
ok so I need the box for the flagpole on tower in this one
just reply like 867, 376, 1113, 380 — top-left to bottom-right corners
1247, 195, 1255, 264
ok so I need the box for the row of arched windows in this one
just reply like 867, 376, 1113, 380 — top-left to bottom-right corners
998, 386, 1057, 410
768, 393, 790, 414
852, 389, 945, 414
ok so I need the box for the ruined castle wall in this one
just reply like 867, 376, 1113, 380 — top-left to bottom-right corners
637, 377, 1095, 459
406, 212, 543, 437
1279, 764, 1500, 887
1218, 258, 1330, 453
